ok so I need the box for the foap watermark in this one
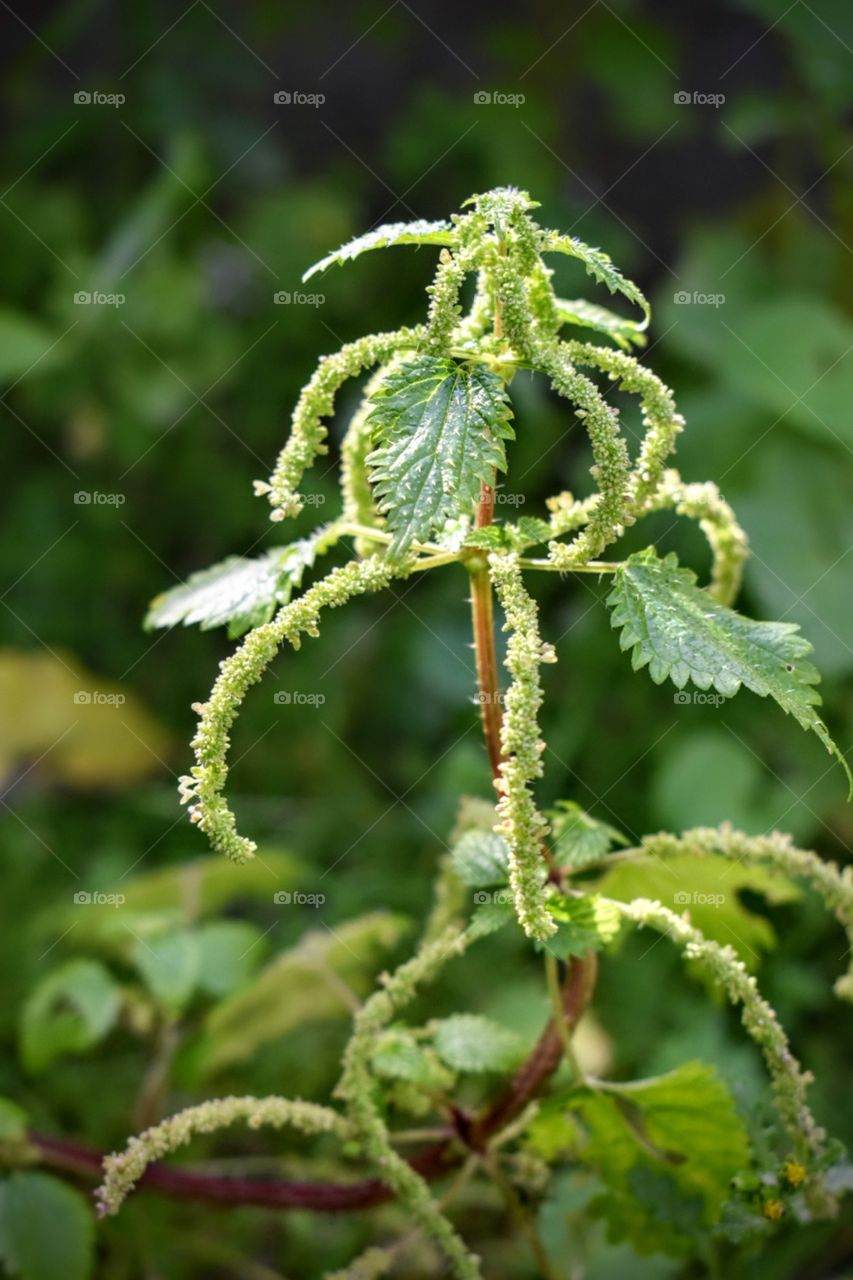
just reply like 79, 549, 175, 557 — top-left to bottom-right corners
673, 690, 727, 708
474, 90, 525, 107
74, 491, 125, 506
273, 890, 326, 908
274, 290, 325, 307
674, 290, 725, 308
474, 690, 507, 707
673, 90, 725, 109
73, 691, 126, 706
273, 90, 325, 107
493, 491, 526, 508
473, 890, 514, 905
74, 90, 125, 108
74, 290, 125, 307
73, 890, 126, 907
675, 890, 726, 907
273, 691, 326, 706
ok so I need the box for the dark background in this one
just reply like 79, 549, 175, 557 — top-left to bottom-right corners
2, 1, 853, 1276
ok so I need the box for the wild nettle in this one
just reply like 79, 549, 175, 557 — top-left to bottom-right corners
98, 189, 853, 1277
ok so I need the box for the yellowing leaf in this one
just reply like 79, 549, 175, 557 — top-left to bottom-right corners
0, 649, 171, 788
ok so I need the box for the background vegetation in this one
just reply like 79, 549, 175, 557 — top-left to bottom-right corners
1, 1, 852, 1275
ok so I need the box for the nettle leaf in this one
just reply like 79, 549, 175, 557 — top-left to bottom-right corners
544, 894, 623, 960
132, 929, 200, 1012
571, 1061, 750, 1256
0, 1172, 94, 1280
432, 1013, 524, 1074
145, 531, 327, 637
451, 829, 511, 888
367, 356, 515, 557
464, 516, 552, 554
597, 852, 799, 966
466, 900, 514, 940
302, 220, 454, 281
371, 1028, 452, 1090
541, 231, 651, 330
201, 912, 410, 1074
554, 296, 647, 350
549, 800, 628, 869
608, 549, 851, 789
20, 959, 121, 1073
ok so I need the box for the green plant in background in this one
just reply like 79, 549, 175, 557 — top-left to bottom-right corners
76, 188, 853, 1277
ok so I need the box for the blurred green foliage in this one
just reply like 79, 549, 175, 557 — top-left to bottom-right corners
2, 0, 852, 1275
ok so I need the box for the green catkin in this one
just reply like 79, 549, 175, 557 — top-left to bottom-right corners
335, 927, 480, 1280
426, 252, 468, 352
325, 1248, 395, 1280
97, 1095, 350, 1217
642, 470, 749, 605
560, 339, 685, 507
636, 825, 853, 999
612, 897, 833, 1194
265, 327, 425, 520
181, 556, 405, 863
536, 340, 632, 567
341, 367, 390, 549
488, 552, 557, 940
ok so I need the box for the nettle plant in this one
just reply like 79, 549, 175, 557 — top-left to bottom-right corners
99, 189, 853, 1276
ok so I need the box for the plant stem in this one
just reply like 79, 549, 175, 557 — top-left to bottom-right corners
468, 482, 503, 780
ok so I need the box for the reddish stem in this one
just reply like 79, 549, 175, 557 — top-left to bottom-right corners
28, 955, 595, 1213
469, 480, 503, 780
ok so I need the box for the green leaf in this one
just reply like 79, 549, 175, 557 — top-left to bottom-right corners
608, 549, 850, 789
0, 1172, 93, 1280
59, 849, 302, 953
20, 960, 120, 1073
0, 311, 63, 385
570, 1061, 750, 1255
0, 1099, 27, 1142
195, 921, 267, 997
545, 894, 623, 960
541, 232, 650, 330
451, 829, 510, 888
466, 900, 514, 940
554, 296, 647, 350
549, 801, 628, 869
201, 913, 410, 1073
367, 356, 515, 557
302, 220, 454, 281
596, 852, 799, 965
432, 1013, 524, 1073
145, 530, 329, 635
132, 929, 200, 1011
371, 1028, 451, 1090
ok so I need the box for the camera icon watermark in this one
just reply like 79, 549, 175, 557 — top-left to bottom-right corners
73, 890, 126, 907
474, 690, 507, 707
273, 890, 326, 907
273, 691, 326, 706
273, 291, 325, 307
73, 491, 126, 506
674, 890, 726, 907
73, 691, 126, 706
74, 290, 125, 307
473, 90, 525, 107
272, 90, 325, 107
473, 889, 514, 905
73, 90, 125, 108
673, 90, 725, 108
673, 690, 727, 707
673, 290, 725, 307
